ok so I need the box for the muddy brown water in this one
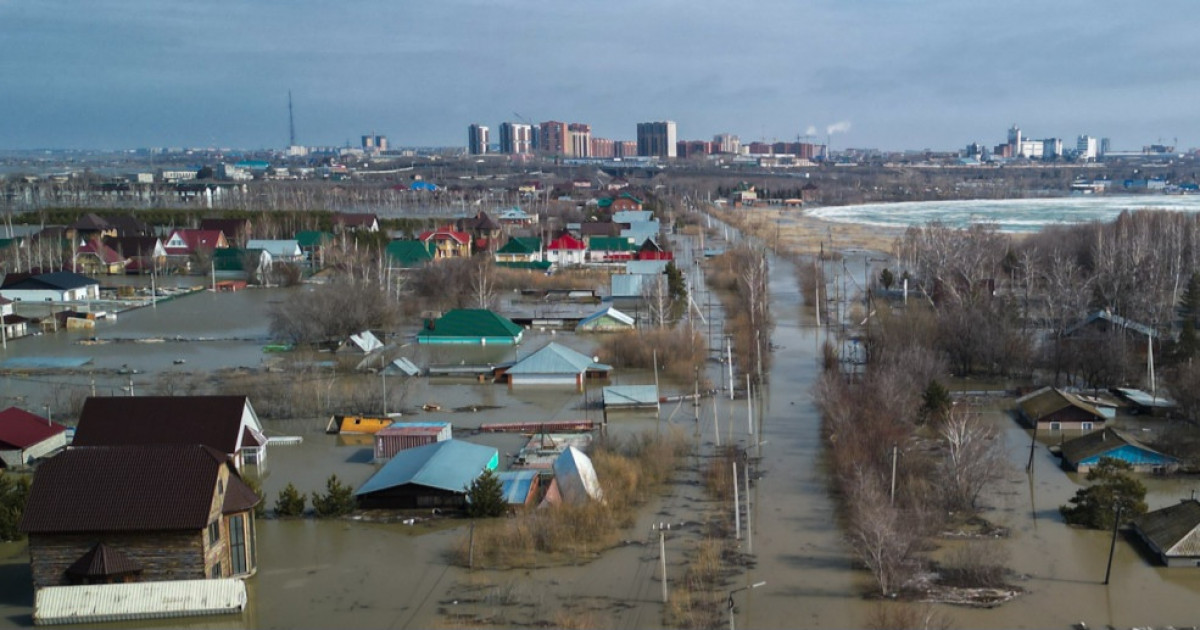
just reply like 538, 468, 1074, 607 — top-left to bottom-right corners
3, 235, 1200, 628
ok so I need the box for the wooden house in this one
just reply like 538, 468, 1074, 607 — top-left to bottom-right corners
19, 444, 260, 589
73, 239, 128, 275
1016, 387, 1106, 432
1058, 428, 1179, 473
1133, 500, 1200, 567
355, 439, 498, 509
104, 236, 166, 274
418, 227, 472, 259
72, 395, 267, 470
457, 210, 502, 252
0, 407, 68, 468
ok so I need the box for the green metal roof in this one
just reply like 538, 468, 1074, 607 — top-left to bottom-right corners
497, 261, 552, 271
212, 248, 263, 271
418, 309, 523, 341
496, 237, 541, 255
386, 239, 434, 267
588, 236, 635, 251
296, 231, 334, 248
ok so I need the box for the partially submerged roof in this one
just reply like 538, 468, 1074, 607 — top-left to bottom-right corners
498, 470, 538, 505
418, 309, 522, 340
1059, 427, 1175, 466
73, 395, 259, 455
1134, 500, 1200, 558
577, 306, 636, 330
384, 357, 421, 376
602, 385, 660, 408
553, 446, 602, 505
34, 579, 247, 626
356, 439, 498, 496
0, 406, 67, 450
1, 271, 99, 292
245, 239, 301, 257
507, 342, 610, 375
1016, 387, 1104, 422
20, 444, 257, 533
1065, 309, 1163, 340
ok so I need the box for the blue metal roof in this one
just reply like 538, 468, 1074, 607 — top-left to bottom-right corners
356, 439, 498, 496
602, 385, 660, 407
610, 274, 645, 298
497, 470, 538, 505
507, 342, 610, 375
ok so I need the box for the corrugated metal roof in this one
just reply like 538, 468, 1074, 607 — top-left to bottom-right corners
417, 309, 523, 341
577, 307, 636, 331
1134, 500, 1200, 557
507, 342, 610, 375
0, 406, 66, 450
356, 439, 498, 496
612, 211, 653, 223
603, 385, 660, 408
626, 260, 668, 275
385, 357, 421, 376
1059, 428, 1174, 467
610, 274, 645, 298
498, 470, 538, 504
376, 422, 452, 437
553, 446, 602, 505
34, 579, 246, 625
1016, 387, 1103, 423
245, 239, 301, 257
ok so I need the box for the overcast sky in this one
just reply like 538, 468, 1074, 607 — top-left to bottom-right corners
3, 0, 1198, 152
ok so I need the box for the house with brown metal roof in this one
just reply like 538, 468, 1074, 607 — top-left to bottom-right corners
72, 395, 267, 469
0, 407, 68, 468
20, 444, 260, 588
1016, 386, 1106, 432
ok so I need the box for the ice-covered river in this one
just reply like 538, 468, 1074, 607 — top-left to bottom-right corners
809, 194, 1200, 232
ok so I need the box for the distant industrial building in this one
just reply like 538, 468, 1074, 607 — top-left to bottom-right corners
499, 122, 533, 154
637, 121, 677, 158
1077, 135, 1099, 161
468, 124, 490, 155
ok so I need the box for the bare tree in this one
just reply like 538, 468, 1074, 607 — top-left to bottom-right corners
642, 274, 670, 328
845, 471, 924, 596
938, 408, 1007, 511
470, 258, 497, 310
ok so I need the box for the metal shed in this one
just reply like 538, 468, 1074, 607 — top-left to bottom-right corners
34, 579, 246, 625
373, 422, 453, 461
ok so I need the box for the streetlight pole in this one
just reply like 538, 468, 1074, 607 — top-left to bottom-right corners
728, 581, 766, 630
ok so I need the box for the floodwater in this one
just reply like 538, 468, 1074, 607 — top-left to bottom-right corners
808, 194, 1200, 232
4, 227, 1200, 628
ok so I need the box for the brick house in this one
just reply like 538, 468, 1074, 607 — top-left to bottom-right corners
20, 444, 260, 588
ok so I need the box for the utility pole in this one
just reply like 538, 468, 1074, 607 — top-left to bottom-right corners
713, 396, 721, 448
727, 336, 734, 400
746, 375, 753, 437
744, 459, 753, 554
890, 444, 898, 505
659, 523, 669, 604
1104, 503, 1124, 585
733, 461, 741, 541
728, 582, 766, 630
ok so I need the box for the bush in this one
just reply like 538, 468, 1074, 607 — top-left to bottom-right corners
0, 471, 31, 542
312, 474, 357, 517
274, 483, 307, 517
466, 469, 507, 518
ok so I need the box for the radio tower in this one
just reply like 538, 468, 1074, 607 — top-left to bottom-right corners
288, 90, 296, 147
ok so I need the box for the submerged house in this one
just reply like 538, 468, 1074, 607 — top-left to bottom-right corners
576, 306, 636, 333
72, 396, 267, 470
1058, 428, 1179, 473
416, 309, 523, 345
355, 439, 499, 509
1016, 387, 1106, 432
0, 407, 68, 468
1132, 500, 1200, 567
498, 470, 539, 507
20, 444, 261, 589
501, 342, 610, 391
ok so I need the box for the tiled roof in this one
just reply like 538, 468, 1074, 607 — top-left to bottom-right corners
73, 395, 253, 455
66, 543, 142, 578
0, 406, 67, 450
20, 445, 234, 533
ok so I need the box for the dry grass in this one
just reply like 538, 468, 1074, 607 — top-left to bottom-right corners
596, 327, 707, 382
492, 267, 611, 292
450, 430, 691, 569
712, 207, 901, 256
703, 447, 738, 502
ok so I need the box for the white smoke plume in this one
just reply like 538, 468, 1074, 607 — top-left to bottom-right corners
826, 121, 852, 135
805, 125, 818, 137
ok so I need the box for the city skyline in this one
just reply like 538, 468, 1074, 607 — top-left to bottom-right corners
3, 1, 1199, 151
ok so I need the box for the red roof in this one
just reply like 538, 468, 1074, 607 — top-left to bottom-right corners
165, 229, 226, 255
548, 234, 586, 250
0, 407, 67, 450
77, 241, 127, 264
418, 228, 471, 244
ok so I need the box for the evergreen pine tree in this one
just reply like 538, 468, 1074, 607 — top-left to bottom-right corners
466, 469, 507, 518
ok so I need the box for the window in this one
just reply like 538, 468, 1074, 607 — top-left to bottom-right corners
1082, 422, 1094, 431
229, 515, 247, 575
1049, 422, 1061, 431
208, 520, 220, 546
210, 562, 222, 579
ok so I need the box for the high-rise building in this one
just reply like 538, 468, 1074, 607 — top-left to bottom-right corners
361, 134, 387, 153
1077, 135, 1098, 161
499, 122, 533, 154
1042, 138, 1063, 160
569, 123, 592, 158
637, 121, 677, 158
1007, 124, 1022, 152
615, 141, 637, 158
713, 133, 740, 154
468, 124, 490, 155
591, 137, 615, 159
538, 121, 569, 156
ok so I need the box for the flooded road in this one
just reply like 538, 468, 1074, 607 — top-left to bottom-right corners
4, 228, 1200, 628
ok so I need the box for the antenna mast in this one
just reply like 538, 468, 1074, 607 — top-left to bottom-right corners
288, 90, 296, 147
